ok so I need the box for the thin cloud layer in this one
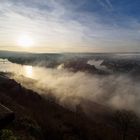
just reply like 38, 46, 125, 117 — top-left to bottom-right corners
0, 0, 140, 52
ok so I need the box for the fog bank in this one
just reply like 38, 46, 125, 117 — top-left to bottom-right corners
1, 59, 140, 114
12, 64, 140, 114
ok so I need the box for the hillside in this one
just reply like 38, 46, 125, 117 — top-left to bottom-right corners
0, 74, 140, 140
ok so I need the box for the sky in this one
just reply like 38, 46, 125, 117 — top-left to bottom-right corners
0, 0, 140, 53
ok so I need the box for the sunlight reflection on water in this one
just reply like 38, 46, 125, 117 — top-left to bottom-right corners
0, 59, 34, 79
23, 65, 33, 78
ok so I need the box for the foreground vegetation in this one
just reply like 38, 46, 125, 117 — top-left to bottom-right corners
0, 74, 140, 140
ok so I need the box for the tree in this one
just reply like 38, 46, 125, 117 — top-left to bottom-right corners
113, 109, 139, 140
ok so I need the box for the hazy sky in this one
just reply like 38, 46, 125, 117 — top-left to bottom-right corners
0, 0, 140, 53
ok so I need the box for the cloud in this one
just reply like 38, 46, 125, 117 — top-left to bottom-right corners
0, 0, 89, 51
97, 0, 113, 11
0, 0, 140, 52
105, 0, 113, 10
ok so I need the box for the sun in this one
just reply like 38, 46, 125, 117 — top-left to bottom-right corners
17, 34, 34, 48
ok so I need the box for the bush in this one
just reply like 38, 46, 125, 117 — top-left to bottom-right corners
0, 129, 18, 140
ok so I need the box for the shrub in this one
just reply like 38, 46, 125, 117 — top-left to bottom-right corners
0, 129, 18, 140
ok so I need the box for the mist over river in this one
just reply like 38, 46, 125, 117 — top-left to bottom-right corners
1, 58, 140, 115
0, 59, 34, 78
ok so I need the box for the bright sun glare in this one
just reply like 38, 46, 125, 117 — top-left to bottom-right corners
17, 34, 34, 48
